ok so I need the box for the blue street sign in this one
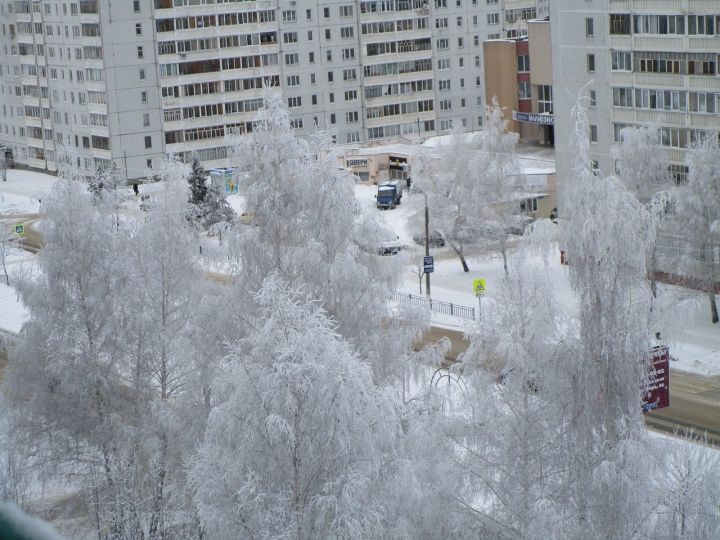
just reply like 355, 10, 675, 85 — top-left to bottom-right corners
423, 256, 434, 273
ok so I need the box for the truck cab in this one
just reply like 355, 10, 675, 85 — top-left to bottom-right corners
376, 180, 403, 209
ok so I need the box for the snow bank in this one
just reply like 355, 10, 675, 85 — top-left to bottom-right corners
0, 169, 57, 214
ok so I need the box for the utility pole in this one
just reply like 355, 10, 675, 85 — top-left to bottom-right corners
424, 191, 430, 297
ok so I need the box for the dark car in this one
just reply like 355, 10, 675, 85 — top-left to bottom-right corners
412, 230, 446, 248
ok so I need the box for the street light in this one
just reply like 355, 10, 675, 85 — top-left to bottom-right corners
422, 189, 430, 297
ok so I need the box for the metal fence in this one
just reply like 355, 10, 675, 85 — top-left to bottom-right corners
393, 292, 475, 321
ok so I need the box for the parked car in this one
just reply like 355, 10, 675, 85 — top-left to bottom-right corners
412, 230, 446, 248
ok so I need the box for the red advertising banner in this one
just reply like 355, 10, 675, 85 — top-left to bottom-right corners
642, 346, 670, 413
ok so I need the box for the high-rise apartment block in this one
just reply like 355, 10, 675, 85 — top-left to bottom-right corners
0, 0, 541, 181
551, 0, 720, 204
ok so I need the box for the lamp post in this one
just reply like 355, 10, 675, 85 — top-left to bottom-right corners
423, 190, 430, 297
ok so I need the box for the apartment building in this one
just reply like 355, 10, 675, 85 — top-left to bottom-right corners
0, 0, 535, 181
483, 16, 553, 144
551, 0, 720, 208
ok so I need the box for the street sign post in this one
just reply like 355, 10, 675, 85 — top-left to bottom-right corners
14, 224, 24, 236
473, 278, 486, 322
642, 346, 670, 413
473, 278, 486, 296
423, 256, 434, 273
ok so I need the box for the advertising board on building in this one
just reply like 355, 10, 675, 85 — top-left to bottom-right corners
346, 158, 368, 168
512, 111, 555, 126
642, 346, 670, 412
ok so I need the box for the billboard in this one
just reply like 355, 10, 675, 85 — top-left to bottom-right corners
642, 346, 670, 412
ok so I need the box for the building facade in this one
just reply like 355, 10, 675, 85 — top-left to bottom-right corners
1, 0, 543, 181
551, 0, 720, 209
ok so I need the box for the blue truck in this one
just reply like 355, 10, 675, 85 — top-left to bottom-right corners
375, 180, 403, 209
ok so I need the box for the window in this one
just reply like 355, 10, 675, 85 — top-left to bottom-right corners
487, 13, 499, 25
436, 38, 449, 50
589, 90, 597, 107
325, 28, 331, 40
342, 48, 355, 60
458, 37, 464, 48
133, 0, 140, 13
612, 87, 633, 107
590, 160, 599, 172
346, 111, 358, 123
611, 51, 632, 71
287, 75, 300, 86
590, 125, 598, 143
343, 69, 357, 81
439, 79, 451, 91
439, 99, 451, 110
282, 10, 296, 23
330, 113, 336, 124
309, 52, 315, 63
323, 7, 330, 18
340, 5, 353, 17
308, 30, 313, 40
633, 15, 685, 35
284, 32, 298, 44
329, 93, 334, 103
475, 55, 481, 67
288, 96, 302, 108
435, 0, 447, 7
285, 53, 299, 65
135, 23, 142, 36
538, 85, 553, 113
518, 81, 531, 99
341, 27, 354, 39
436, 17, 448, 29
345, 90, 357, 101
586, 17, 594, 36
311, 73, 316, 83
144, 136, 152, 148
326, 50, 332, 61
306, 9, 312, 20
688, 15, 715, 35
137, 46, 144, 59
609, 14, 631, 35
438, 58, 450, 70
517, 55, 530, 72
143, 113, 150, 127
587, 54, 595, 72
139, 68, 146, 80
328, 71, 334, 82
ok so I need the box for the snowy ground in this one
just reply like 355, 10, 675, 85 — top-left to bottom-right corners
1, 167, 720, 376
0, 169, 58, 214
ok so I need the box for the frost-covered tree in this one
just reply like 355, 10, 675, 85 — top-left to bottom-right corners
227, 90, 422, 382
613, 124, 668, 204
200, 172, 235, 229
0, 223, 19, 285
3, 157, 209, 538
613, 124, 670, 297
558, 94, 658, 537
653, 433, 720, 537
190, 275, 403, 539
451, 260, 570, 538
187, 155, 208, 206
416, 98, 518, 274
675, 136, 720, 323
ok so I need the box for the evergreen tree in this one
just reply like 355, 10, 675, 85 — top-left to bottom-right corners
187, 155, 208, 206
200, 173, 235, 229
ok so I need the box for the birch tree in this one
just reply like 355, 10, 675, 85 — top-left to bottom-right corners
558, 95, 658, 537
613, 123, 669, 297
416, 99, 518, 274
226, 90, 423, 383
190, 275, 404, 539
674, 136, 720, 323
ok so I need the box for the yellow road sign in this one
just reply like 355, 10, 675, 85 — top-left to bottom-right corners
473, 278, 486, 296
